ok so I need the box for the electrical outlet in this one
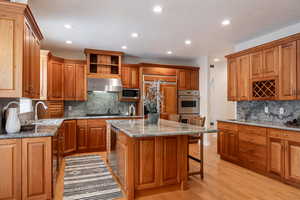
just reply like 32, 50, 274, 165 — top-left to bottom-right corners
279, 107, 284, 115
68, 106, 72, 111
264, 106, 269, 114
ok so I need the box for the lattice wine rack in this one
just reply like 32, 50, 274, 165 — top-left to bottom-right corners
252, 79, 277, 100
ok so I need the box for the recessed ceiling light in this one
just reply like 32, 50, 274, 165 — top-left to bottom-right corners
153, 5, 163, 13
214, 58, 220, 62
64, 24, 72, 29
131, 32, 139, 38
166, 51, 173, 55
221, 19, 231, 26
66, 40, 72, 44
185, 40, 192, 45
121, 45, 127, 50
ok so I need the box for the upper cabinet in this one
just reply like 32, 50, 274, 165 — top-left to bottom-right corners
178, 69, 199, 90
237, 55, 250, 101
85, 49, 123, 79
226, 33, 300, 101
48, 55, 64, 100
227, 58, 238, 101
63, 60, 87, 101
121, 64, 139, 89
0, 2, 43, 98
279, 41, 297, 100
46, 55, 87, 101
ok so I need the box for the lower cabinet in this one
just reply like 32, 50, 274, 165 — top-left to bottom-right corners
0, 139, 21, 200
77, 120, 88, 151
218, 121, 300, 188
218, 122, 239, 162
268, 129, 300, 185
22, 137, 52, 200
284, 139, 300, 185
63, 120, 77, 155
87, 119, 106, 151
0, 137, 52, 200
238, 125, 267, 172
267, 129, 285, 178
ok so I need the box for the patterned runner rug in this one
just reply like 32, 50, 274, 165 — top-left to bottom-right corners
63, 154, 123, 200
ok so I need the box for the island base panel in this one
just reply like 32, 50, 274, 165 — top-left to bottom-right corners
108, 129, 189, 199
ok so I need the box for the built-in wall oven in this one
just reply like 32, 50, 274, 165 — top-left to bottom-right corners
178, 90, 200, 114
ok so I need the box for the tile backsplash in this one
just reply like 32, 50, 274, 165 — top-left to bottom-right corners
237, 100, 300, 123
64, 92, 135, 117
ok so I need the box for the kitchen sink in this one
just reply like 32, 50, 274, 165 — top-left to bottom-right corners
20, 124, 36, 132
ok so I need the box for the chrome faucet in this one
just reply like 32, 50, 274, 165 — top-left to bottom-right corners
35, 101, 48, 121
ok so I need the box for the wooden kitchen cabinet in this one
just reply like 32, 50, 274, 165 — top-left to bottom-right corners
263, 47, 279, 77
178, 69, 199, 90
219, 129, 238, 162
250, 51, 264, 79
77, 120, 88, 151
75, 63, 87, 100
279, 41, 297, 100
250, 47, 279, 80
267, 135, 284, 178
63, 63, 76, 100
160, 83, 177, 116
48, 56, 64, 100
63, 120, 77, 154
88, 119, 106, 151
122, 64, 139, 89
0, 2, 43, 98
227, 58, 238, 101
23, 21, 41, 99
0, 139, 21, 200
22, 137, 52, 200
238, 125, 267, 172
217, 122, 239, 162
284, 132, 300, 185
63, 60, 87, 101
237, 55, 250, 101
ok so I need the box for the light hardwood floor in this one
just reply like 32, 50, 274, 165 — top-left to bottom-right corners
55, 133, 300, 200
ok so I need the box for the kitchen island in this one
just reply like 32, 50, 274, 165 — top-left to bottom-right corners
106, 119, 215, 200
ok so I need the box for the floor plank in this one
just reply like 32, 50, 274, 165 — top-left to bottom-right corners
55, 133, 300, 200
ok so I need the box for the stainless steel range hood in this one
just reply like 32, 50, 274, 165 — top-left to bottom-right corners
88, 78, 122, 92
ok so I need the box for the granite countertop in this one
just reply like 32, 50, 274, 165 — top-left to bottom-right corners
0, 115, 143, 139
218, 119, 300, 132
107, 119, 217, 138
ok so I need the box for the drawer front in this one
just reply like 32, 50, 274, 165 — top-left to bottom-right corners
285, 131, 300, 142
239, 125, 267, 137
218, 122, 238, 131
239, 131, 267, 145
88, 119, 106, 126
268, 128, 285, 139
77, 119, 87, 127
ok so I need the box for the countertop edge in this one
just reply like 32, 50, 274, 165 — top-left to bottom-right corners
0, 116, 143, 139
217, 119, 300, 132
108, 120, 217, 138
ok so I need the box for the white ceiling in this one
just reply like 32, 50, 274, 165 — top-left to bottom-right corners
29, 0, 300, 60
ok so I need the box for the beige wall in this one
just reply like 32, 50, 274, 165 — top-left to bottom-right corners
208, 59, 236, 128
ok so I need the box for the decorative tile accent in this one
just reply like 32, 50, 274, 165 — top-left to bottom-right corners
237, 100, 300, 123
64, 92, 135, 117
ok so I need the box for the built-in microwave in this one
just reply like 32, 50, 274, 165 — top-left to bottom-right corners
120, 89, 140, 100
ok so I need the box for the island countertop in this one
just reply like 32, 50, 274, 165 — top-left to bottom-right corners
106, 119, 216, 138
